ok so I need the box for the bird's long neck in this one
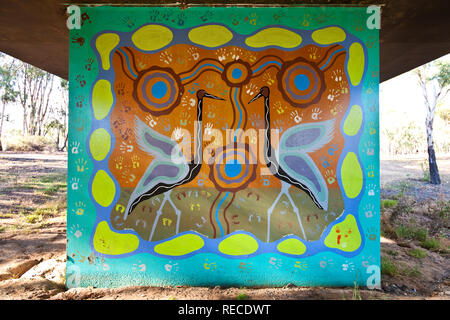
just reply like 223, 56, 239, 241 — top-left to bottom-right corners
263, 95, 272, 159
193, 97, 203, 165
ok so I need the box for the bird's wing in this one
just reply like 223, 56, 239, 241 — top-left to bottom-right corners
276, 119, 336, 210
125, 159, 189, 218
134, 115, 185, 160
278, 152, 329, 210
279, 119, 335, 154
124, 116, 189, 218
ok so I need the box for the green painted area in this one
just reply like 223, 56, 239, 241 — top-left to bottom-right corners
93, 221, 139, 255
277, 238, 306, 255
95, 33, 120, 70
311, 26, 346, 44
343, 105, 363, 136
132, 25, 173, 51
154, 234, 204, 256
89, 128, 111, 161
92, 170, 116, 207
92, 79, 114, 120
218, 233, 259, 256
188, 25, 233, 47
347, 42, 365, 86
324, 214, 361, 252
340, 152, 363, 199
245, 27, 302, 48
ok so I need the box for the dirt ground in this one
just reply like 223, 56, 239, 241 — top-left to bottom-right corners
0, 152, 448, 300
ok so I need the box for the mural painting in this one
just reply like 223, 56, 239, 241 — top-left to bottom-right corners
67, 6, 380, 288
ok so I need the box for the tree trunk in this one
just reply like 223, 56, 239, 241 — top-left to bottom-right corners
426, 115, 441, 184
418, 66, 442, 185
0, 101, 4, 151
62, 132, 68, 151
0, 99, 9, 151
55, 128, 60, 151
427, 145, 441, 184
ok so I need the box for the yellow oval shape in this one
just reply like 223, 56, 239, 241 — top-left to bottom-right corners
95, 33, 120, 70
324, 214, 361, 252
154, 234, 204, 256
312, 26, 346, 45
245, 28, 302, 48
340, 152, 363, 198
93, 221, 139, 255
277, 238, 306, 255
92, 170, 116, 207
347, 42, 365, 86
343, 105, 363, 136
89, 128, 111, 161
132, 25, 173, 51
92, 79, 114, 120
218, 234, 258, 256
188, 25, 233, 47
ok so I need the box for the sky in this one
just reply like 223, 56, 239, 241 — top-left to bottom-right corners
380, 53, 449, 128
379, 53, 449, 156
0, 54, 66, 133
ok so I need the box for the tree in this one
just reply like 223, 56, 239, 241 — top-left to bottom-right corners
44, 79, 68, 151
0, 57, 19, 151
416, 60, 450, 184
15, 62, 54, 136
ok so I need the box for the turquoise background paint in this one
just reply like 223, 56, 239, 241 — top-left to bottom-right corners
67, 6, 380, 288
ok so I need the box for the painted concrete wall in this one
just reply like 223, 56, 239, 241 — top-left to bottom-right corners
66, 6, 380, 288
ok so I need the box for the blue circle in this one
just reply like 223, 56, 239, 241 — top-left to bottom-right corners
151, 81, 168, 99
294, 74, 310, 91
231, 68, 242, 79
225, 159, 242, 178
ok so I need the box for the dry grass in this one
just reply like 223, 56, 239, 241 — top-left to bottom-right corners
3, 135, 56, 152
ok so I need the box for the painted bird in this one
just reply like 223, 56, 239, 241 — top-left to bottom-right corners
124, 89, 224, 239
249, 86, 335, 241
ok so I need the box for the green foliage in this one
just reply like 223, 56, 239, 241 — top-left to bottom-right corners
401, 265, 421, 278
25, 213, 41, 224
24, 205, 60, 224
0, 61, 19, 104
420, 160, 431, 182
388, 195, 413, 223
420, 238, 441, 251
407, 248, 427, 259
38, 174, 66, 184
437, 201, 450, 219
432, 61, 450, 88
386, 249, 398, 256
381, 199, 398, 211
437, 101, 450, 123
382, 121, 426, 155
236, 293, 251, 300
395, 225, 428, 242
352, 281, 362, 300
413, 228, 428, 242
380, 257, 397, 276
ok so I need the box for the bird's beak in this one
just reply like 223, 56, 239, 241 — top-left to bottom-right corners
248, 92, 263, 104
203, 92, 225, 100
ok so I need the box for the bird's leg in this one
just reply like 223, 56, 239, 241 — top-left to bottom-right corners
267, 182, 307, 242
266, 187, 284, 242
281, 182, 307, 240
148, 190, 180, 241
166, 191, 181, 234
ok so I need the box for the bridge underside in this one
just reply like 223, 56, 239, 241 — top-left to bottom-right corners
0, 0, 449, 82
